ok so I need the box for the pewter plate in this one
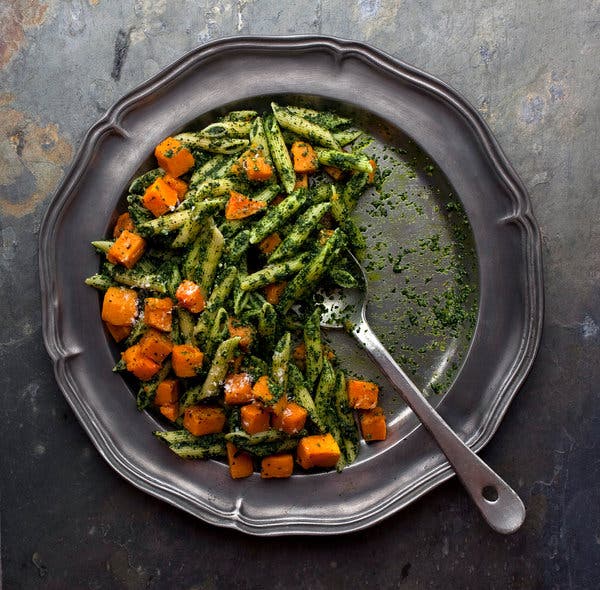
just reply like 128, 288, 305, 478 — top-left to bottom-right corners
39, 36, 543, 535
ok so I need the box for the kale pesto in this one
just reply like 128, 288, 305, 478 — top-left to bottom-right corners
86, 103, 388, 478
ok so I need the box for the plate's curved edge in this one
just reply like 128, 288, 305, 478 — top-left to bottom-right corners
48, 351, 460, 536
39, 35, 543, 535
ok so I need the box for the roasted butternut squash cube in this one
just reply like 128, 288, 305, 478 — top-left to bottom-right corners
294, 173, 309, 189
347, 379, 379, 410
122, 344, 161, 381
107, 230, 146, 269
242, 152, 273, 182
224, 373, 254, 405
142, 177, 178, 217
112, 212, 135, 238
154, 379, 180, 406
159, 402, 179, 422
183, 405, 226, 436
175, 280, 206, 314
226, 442, 254, 479
291, 342, 307, 372
138, 329, 173, 363
227, 317, 254, 351
172, 344, 204, 378
241, 403, 270, 434
154, 137, 194, 178
225, 190, 267, 220
261, 454, 294, 478
296, 433, 341, 469
105, 322, 132, 342
258, 232, 282, 256
359, 407, 387, 442
162, 174, 188, 200
101, 287, 138, 326
323, 165, 344, 181
144, 297, 173, 332
290, 141, 318, 173
263, 282, 287, 305
252, 375, 273, 404
271, 401, 307, 435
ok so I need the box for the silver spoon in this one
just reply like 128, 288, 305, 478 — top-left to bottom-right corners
320, 253, 525, 534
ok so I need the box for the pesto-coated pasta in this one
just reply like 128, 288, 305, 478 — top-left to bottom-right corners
263, 114, 296, 194
86, 103, 383, 479
271, 103, 340, 150
248, 188, 308, 244
304, 309, 323, 389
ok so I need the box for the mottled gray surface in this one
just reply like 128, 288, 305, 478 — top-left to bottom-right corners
1, 1, 599, 588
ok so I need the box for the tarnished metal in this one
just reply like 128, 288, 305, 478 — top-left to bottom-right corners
39, 36, 543, 535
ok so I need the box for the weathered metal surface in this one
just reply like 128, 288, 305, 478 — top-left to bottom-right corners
1, 0, 599, 588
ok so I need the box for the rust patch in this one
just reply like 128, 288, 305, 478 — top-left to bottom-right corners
1, 191, 46, 217
0, 93, 16, 108
0, 95, 73, 218
0, 0, 48, 69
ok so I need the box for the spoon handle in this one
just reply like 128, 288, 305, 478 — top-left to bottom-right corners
353, 320, 525, 534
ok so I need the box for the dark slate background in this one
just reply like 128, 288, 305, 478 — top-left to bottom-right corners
1, 1, 599, 588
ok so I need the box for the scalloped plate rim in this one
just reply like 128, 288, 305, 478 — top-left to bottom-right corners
39, 35, 543, 536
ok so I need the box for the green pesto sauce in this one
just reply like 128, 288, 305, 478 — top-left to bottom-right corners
355, 137, 479, 396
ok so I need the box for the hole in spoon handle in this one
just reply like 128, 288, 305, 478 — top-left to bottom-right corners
467, 470, 525, 534
482, 485, 499, 502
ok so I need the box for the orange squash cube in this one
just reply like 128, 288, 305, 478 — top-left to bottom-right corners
159, 402, 179, 422
101, 287, 138, 326
244, 153, 273, 182
296, 433, 341, 469
171, 344, 204, 378
263, 282, 287, 305
323, 165, 344, 181
241, 403, 271, 434
290, 141, 318, 174
347, 379, 379, 410
224, 373, 254, 405
138, 329, 173, 363
154, 137, 194, 178
292, 342, 307, 371
175, 280, 206, 314
105, 322, 132, 342
258, 233, 282, 256
226, 442, 254, 479
292, 342, 306, 362
294, 173, 309, 189
183, 405, 226, 436
252, 375, 273, 404
107, 230, 146, 269
144, 297, 173, 332
142, 177, 179, 217
112, 212, 135, 238
162, 174, 188, 200
227, 317, 254, 351
235, 148, 274, 182
271, 401, 307, 435
359, 407, 387, 442
225, 190, 267, 220
231, 353, 245, 374
261, 454, 294, 478
122, 344, 161, 381
154, 379, 180, 406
